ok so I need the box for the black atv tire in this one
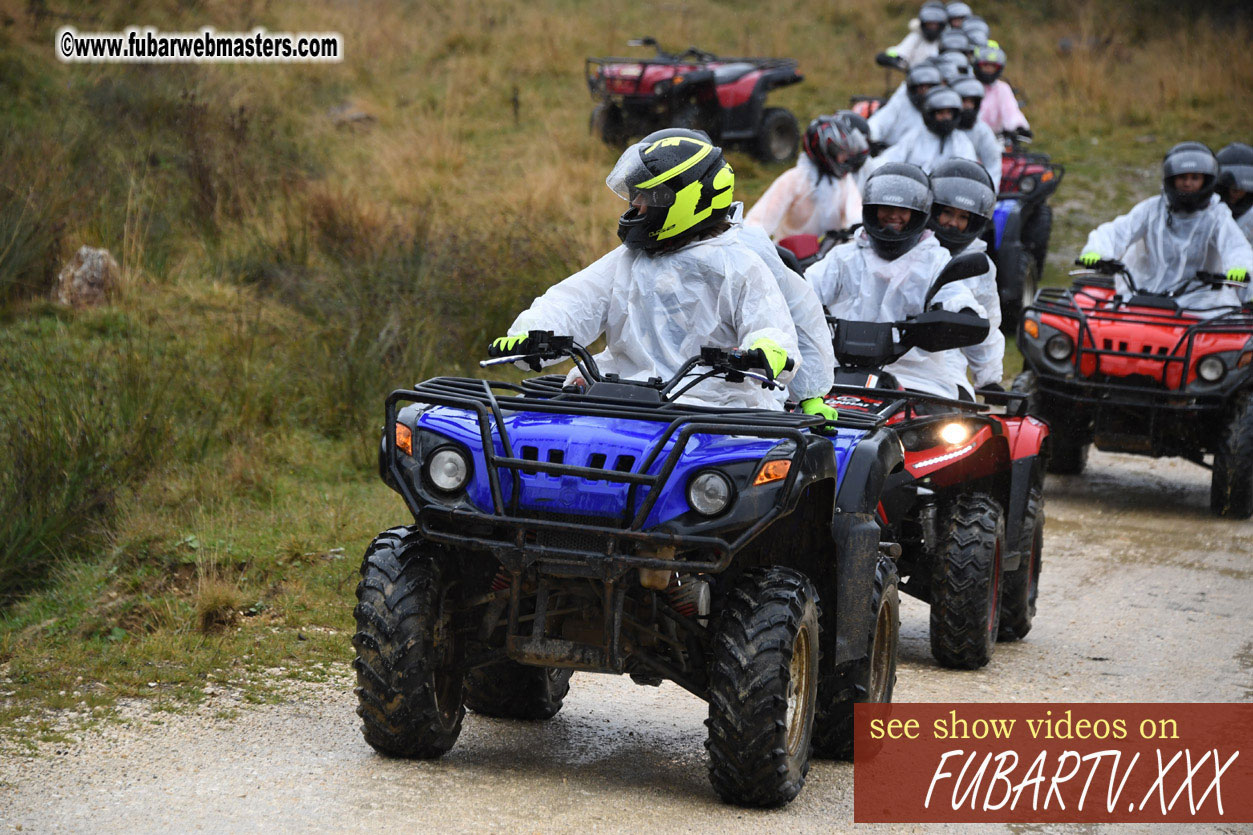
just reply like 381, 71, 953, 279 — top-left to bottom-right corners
706, 567, 819, 807
590, 103, 628, 147
812, 557, 900, 760
1211, 393, 1253, 519
1000, 249, 1039, 334
1022, 203, 1053, 275
1012, 371, 1089, 474
754, 108, 799, 164
929, 493, 1005, 670
353, 528, 465, 758
998, 486, 1043, 641
465, 662, 573, 720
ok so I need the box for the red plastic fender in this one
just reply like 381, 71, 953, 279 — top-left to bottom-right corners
715, 70, 766, 109
778, 234, 820, 261
997, 414, 1050, 461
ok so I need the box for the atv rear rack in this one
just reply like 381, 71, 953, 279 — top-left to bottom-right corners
384, 376, 868, 578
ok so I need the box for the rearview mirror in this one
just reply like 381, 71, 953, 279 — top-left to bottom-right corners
901, 309, 990, 353
922, 252, 990, 310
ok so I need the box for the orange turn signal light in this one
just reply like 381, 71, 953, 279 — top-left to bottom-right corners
395, 423, 413, 456
1022, 318, 1039, 339
753, 459, 791, 486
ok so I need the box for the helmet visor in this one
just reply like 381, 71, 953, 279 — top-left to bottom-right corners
606, 144, 677, 207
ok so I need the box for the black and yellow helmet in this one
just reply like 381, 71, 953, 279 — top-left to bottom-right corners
607, 135, 735, 252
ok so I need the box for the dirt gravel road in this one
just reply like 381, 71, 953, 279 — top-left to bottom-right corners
2, 451, 1251, 833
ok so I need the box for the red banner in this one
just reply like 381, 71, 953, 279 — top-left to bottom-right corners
854, 703, 1253, 823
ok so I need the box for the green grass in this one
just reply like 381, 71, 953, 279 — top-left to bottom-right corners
1, 0, 1251, 742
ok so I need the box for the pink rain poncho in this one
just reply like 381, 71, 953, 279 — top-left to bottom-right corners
744, 154, 863, 240
978, 79, 1029, 136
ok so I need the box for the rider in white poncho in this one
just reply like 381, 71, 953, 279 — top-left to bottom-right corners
1081, 142, 1253, 314
745, 112, 866, 241
1216, 143, 1253, 244
927, 158, 1004, 392
491, 135, 799, 411
805, 163, 987, 400
866, 87, 981, 180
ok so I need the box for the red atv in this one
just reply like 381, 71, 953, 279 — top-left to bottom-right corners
819, 253, 1051, 669
1014, 258, 1253, 518
986, 132, 1064, 330
586, 37, 803, 163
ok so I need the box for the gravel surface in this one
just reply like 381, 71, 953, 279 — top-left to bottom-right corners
2, 451, 1251, 834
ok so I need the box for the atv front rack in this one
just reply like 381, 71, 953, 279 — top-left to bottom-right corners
384, 375, 865, 579
826, 384, 1028, 418
1028, 284, 1253, 396
585, 55, 799, 100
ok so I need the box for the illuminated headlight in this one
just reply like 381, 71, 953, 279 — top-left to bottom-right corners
1197, 355, 1226, 383
687, 470, 733, 517
425, 446, 471, 493
939, 422, 970, 445
1045, 333, 1073, 361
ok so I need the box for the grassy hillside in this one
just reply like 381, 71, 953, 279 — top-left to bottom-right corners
2, 0, 1251, 740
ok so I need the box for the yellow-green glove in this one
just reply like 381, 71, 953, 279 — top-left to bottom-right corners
800, 397, 839, 421
1079, 251, 1102, 267
748, 337, 789, 379
1227, 267, 1249, 283
489, 333, 529, 356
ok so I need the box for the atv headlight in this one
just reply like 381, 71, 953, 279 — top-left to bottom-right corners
1045, 333, 1073, 361
939, 421, 970, 445
1019, 175, 1037, 194
425, 446, 471, 494
687, 470, 733, 517
1197, 355, 1226, 383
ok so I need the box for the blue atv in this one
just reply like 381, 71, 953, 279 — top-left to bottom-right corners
355, 334, 903, 807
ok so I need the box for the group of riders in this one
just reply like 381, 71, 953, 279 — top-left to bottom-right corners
492, 1, 1253, 417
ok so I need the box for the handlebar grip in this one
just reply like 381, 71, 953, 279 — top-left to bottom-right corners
783, 356, 796, 373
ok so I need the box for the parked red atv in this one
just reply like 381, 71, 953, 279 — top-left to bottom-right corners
586, 37, 803, 162
1015, 258, 1253, 518
819, 253, 1051, 669
986, 132, 1064, 330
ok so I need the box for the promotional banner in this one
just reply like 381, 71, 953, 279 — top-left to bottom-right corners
855, 703, 1253, 824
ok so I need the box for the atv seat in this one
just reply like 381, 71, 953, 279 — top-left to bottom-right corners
712, 63, 756, 84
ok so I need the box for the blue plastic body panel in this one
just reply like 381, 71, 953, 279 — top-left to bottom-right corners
416, 406, 864, 528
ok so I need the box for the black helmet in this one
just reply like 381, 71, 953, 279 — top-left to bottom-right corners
803, 113, 871, 178
608, 135, 735, 252
945, 1, 973, 25
1216, 142, 1253, 220
928, 158, 996, 252
906, 64, 945, 109
834, 110, 872, 172
1161, 141, 1218, 214
939, 28, 972, 56
928, 53, 961, 85
951, 76, 985, 129
963, 15, 990, 37
973, 44, 1005, 84
940, 49, 972, 76
919, 2, 948, 42
922, 87, 963, 137
862, 163, 933, 260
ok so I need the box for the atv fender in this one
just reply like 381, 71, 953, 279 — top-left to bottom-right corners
830, 427, 903, 666
1003, 454, 1044, 571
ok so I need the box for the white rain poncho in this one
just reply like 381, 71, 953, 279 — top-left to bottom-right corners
867, 124, 980, 177
868, 85, 924, 146
965, 120, 1003, 191
1082, 194, 1253, 313
743, 154, 863, 240
804, 229, 986, 399
732, 203, 837, 404
509, 226, 799, 410
886, 24, 941, 69
1234, 207, 1253, 243
955, 237, 1004, 388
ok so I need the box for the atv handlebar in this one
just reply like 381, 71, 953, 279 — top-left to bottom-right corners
480, 331, 792, 401
1073, 260, 1245, 296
